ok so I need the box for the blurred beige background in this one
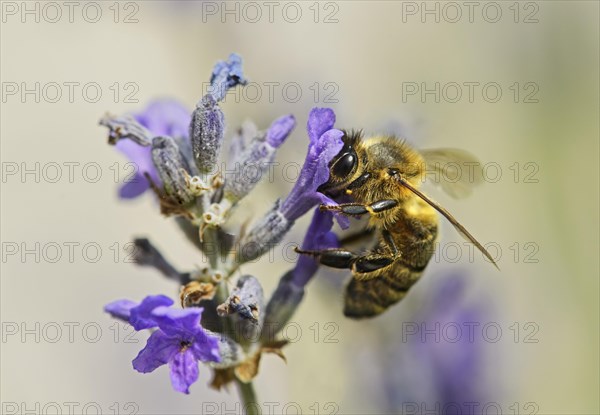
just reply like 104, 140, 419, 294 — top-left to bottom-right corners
1, 1, 598, 414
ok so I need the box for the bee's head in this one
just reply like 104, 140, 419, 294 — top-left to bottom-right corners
317, 130, 362, 197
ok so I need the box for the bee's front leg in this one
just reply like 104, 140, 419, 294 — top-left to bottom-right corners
319, 199, 398, 216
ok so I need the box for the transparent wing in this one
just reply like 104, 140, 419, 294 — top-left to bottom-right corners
396, 177, 499, 270
421, 148, 484, 199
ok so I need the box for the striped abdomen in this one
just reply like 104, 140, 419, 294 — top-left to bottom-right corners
343, 205, 438, 318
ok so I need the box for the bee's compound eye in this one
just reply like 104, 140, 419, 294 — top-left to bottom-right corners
332, 152, 356, 178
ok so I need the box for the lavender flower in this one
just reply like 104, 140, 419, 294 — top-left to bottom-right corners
105, 294, 174, 330
105, 295, 220, 394
108, 99, 191, 199
279, 108, 346, 222
100, 55, 362, 403
238, 108, 348, 263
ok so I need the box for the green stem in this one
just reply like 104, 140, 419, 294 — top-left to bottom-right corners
203, 227, 220, 269
236, 380, 259, 415
199, 223, 260, 411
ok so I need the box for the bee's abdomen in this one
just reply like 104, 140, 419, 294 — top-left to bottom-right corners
343, 211, 437, 318
343, 262, 425, 318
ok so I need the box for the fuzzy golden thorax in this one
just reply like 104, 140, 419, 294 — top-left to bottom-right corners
318, 131, 427, 226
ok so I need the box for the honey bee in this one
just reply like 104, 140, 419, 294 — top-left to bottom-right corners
296, 130, 498, 318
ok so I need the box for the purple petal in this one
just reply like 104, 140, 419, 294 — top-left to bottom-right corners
112, 99, 189, 200
130, 295, 174, 330
118, 172, 150, 199
132, 330, 180, 373
169, 349, 199, 394
134, 99, 191, 139
151, 306, 203, 338
191, 332, 221, 363
307, 108, 336, 143
115, 140, 155, 174
280, 127, 345, 224
292, 209, 340, 287
104, 299, 137, 323
312, 129, 345, 186
114, 139, 162, 199
266, 114, 296, 147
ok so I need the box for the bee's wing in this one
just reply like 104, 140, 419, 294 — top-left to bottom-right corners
421, 148, 484, 199
397, 177, 499, 270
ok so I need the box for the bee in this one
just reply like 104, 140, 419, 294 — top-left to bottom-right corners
296, 130, 498, 318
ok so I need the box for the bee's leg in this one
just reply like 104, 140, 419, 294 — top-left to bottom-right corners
319, 199, 398, 216
382, 229, 399, 256
295, 247, 396, 276
352, 254, 396, 275
294, 248, 358, 269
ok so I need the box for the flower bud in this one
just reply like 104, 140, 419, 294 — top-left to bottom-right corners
228, 120, 258, 162
207, 332, 245, 370
224, 115, 295, 203
217, 275, 264, 323
217, 275, 265, 347
190, 94, 225, 173
209, 53, 248, 102
99, 114, 152, 146
151, 136, 195, 206
237, 200, 292, 263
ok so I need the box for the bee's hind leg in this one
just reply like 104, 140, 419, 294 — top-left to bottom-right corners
294, 247, 396, 279
294, 247, 358, 269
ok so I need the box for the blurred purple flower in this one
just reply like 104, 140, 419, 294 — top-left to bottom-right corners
115, 99, 191, 199
104, 295, 220, 394
376, 272, 498, 413
280, 107, 348, 227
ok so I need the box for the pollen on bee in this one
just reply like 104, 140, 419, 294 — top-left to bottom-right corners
346, 189, 353, 195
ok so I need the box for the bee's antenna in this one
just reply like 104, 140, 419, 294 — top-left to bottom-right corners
397, 177, 500, 270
